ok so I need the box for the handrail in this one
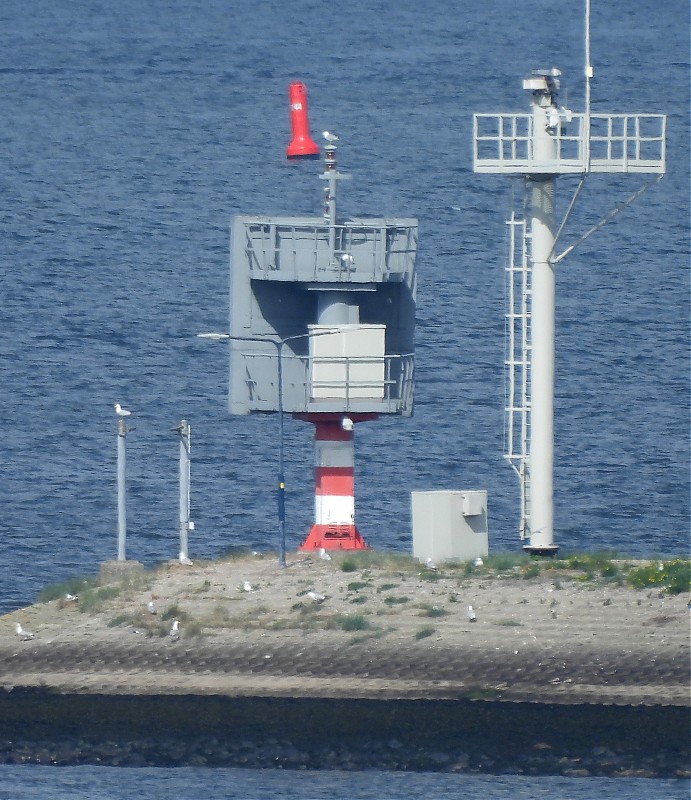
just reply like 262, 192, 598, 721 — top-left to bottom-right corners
473, 112, 666, 174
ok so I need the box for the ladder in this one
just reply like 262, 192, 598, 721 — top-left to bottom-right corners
504, 210, 531, 539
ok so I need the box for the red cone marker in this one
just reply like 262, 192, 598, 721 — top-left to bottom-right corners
286, 81, 320, 159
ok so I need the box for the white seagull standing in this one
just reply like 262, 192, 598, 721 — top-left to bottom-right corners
322, 130, 339, 142
467, 605, 477, 623
319, 548, 332, 561
425, 557, 438, 571
306, 590, 326, 603
241, 580, 256, 593
114, 403, 132, 417
147, 601, 157, 615
15, 623, 35, 641
169, 619, 180, 640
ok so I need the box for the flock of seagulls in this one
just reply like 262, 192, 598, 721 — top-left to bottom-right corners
11, 548, 487, 646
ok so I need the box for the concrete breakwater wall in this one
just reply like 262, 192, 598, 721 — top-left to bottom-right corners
0, 691, 688, 777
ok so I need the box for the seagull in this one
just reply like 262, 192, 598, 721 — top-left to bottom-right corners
147, 601, 157, 615
15, 623, 35, 641
179, 554, 193, 566
426, 557, 438, 571
467, 605, 477, 623
473, 557, 484, 567
169, 620, 180, 640
306, 590, 326, 603
322, 130, 339, 142
114, 403, 131, 417
241, 580, 256, 592
64, 593, 79, 602
319, 548, 332, 561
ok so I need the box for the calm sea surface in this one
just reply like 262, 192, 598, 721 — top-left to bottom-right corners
0, 767, 688, 800
0, 0, 688, 794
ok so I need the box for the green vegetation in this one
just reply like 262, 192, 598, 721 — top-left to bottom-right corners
331, 614, 372, 632
417, 603, 448, 618
77, 585, 121, 613
414, 625, 435, 640
384, 595, 410, 606
38, 576, 100, 603
347, 581, 369, 591
628, 559, 690, 595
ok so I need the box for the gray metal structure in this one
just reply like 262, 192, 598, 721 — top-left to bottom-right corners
473, 66, 665, 553
228, 143, 418, 419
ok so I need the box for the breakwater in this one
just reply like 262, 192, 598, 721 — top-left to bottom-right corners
0, 691, 688, 777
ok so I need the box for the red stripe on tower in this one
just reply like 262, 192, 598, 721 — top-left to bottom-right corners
298, 417, 368, 551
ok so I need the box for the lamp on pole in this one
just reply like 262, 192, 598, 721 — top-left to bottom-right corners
198, 329, 337, 567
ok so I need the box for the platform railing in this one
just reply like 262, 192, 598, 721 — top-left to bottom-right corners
240, 220, 418, 282
240, 352, 415, 414
473, 112, 666, 174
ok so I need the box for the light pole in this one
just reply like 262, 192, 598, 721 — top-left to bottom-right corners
199, 330, 336, 567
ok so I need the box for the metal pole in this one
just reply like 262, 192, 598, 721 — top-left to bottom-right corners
277, 341, 287, 567
117, 418, 128, 561
527, 83, 559, 554
177, 419, 192, 564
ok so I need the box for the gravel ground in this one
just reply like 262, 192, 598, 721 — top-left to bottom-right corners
0, 552, 688, 705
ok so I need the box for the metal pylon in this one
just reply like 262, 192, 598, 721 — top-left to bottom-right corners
504, 206, 532, 539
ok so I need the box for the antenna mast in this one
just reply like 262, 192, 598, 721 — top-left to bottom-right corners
472, 1, 666, 553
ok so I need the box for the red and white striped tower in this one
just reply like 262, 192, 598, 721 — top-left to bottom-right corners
298, 414, 374, 551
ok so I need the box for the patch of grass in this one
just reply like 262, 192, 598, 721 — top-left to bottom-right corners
628, 559, 690, 595
521, 562, 541, 579
38, 576, 100, 603
419, 570, 444, 582
384, 595, 410, 606
77, 585, 121, 613
493, 618, 521, 627
107, 613, 133, 628
414, 625, 435, 640
376, 583, 400, 593
180, 619, 204, 638
347, 581, 369, 592
349, 595, 368, 605
327, 614, 372, 632
484, 553, 531, 572
417, 603, 449, 618
340, 558, 358, 573
162, 603, 182, 621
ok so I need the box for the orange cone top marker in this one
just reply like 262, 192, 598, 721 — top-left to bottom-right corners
286, 81, 320, 159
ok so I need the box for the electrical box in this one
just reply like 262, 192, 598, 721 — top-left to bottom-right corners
411, 490, 488, 564
309, 324, 385, 401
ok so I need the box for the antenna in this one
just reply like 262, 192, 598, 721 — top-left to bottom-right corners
584, 0, 593, 168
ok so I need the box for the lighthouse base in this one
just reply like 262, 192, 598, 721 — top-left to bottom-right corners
299, 524, 369, 551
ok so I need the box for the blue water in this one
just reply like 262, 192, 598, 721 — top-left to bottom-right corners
0, 767, 688, 800
0, 0, 689, 792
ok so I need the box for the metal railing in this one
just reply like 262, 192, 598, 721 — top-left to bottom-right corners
240, 352, 415, 414
473, 112, 666, 174
241, 220, 418, 282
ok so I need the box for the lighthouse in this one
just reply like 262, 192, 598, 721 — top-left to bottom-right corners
228, 134, 418, 552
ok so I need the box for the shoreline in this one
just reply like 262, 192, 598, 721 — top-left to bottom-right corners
1, 551, 688, 775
